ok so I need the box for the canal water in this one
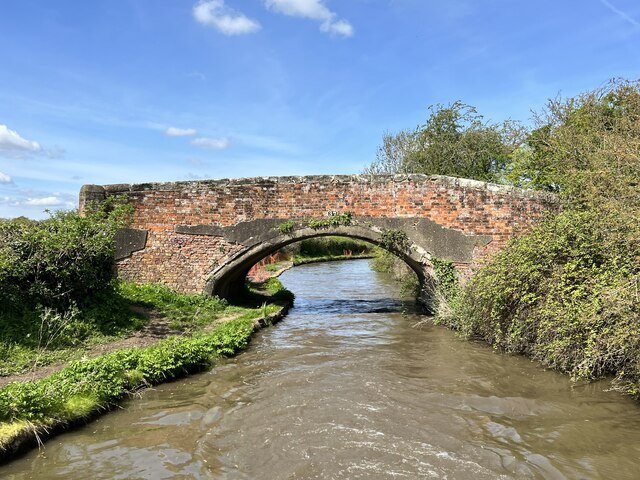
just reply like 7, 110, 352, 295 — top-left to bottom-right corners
4, 259, 640, 479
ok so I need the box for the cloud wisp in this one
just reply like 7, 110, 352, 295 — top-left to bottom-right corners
0, 172, 12, 184
165, 126, 198, 137
599, 0, 640, 28
0, 124, 41, 154
191, 137, 231, 149
193, 0, 261, 35
24, 196, 64, 207
264, 0, 354, 37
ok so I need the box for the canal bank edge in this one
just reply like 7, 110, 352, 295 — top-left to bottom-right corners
0, 300, 291, 464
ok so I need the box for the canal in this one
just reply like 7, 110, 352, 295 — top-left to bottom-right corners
4, 259, 640, 479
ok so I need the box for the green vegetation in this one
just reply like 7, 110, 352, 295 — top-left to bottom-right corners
264, 263, 282, 272
370, 250, 419, 298
446, 80, 640, 396
450, 210, 638, 390
245, 277, 295, 304
275, 220, 295, 234
0, 277, 289, 452
379, 228, 410, 252
268, 236, 374, 267
116, 282, 234, 331
367, 79, 640, 397
0, 200, 132, 311
0, 279, 285, 379
289, 236, 373, 266
0, 204, 139, 376
307, 212, 352, 229
0, 309, 279, 452
364, 101, 523, 182
0, 285, 142, 377
0, 199, 295, 453
293, 236, 371, 258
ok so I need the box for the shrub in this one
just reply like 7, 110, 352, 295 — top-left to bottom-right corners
0, 201, 132, 310
451, 210, 640, 394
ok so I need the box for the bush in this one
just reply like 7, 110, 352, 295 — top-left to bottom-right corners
370, 250, 420, 299
0, 201, 132, 311
451, 210, 640, 394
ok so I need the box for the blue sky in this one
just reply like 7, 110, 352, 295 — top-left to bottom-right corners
1, 0, 639, 218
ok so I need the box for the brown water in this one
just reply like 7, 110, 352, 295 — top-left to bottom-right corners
4, 260, 640, 479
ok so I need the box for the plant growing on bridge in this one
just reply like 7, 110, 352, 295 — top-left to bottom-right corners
430, 257, 462, 326
379, 228, 410, 252
275, 220, 295, 234
307, 212, 352, 229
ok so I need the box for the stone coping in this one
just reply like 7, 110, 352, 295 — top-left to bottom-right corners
83, 174, 557, 201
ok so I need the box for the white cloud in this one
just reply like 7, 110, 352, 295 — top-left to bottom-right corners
0, 172, 11, 184
193, 0, 261, 35
191, 137, 231, 149
264, 0, 354, 37
166, 126, 198, 137
322, 18, 353, 37
25, 196, 63, 206
0, 124, 41, 153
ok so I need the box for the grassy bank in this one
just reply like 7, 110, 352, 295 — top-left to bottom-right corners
0, 278, 292, 459
0, 281, 256, 379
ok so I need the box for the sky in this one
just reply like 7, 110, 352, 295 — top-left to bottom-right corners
1, 0, 639, 218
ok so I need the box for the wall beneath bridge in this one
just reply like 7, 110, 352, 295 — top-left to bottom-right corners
79, 174, 557, 305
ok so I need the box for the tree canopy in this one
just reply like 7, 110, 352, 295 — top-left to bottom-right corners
364, 101, 524, 182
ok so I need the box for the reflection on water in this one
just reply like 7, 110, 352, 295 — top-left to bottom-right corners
3, 260, 640, 479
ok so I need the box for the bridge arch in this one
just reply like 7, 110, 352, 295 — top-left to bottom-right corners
204, 224, 436, 307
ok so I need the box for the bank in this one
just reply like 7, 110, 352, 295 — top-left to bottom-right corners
0, 279, 293, 462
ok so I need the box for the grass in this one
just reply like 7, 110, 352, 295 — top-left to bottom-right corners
0, 280, 287, 378
244, 277, 295, 304
0, 279, 293, 456
116, 281, 241, 331
0, 314, 268, 452
0, 286, 146, 377
0, 421, 30, 447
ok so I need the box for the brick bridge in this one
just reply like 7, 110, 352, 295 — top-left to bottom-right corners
79, 174, 556, 308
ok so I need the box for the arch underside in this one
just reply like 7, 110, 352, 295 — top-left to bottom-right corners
205, 225, 438, 310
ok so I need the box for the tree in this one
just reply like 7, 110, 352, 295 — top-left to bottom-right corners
507, 79, 640, 210
365, 101, 524, 182
363, 129, 417, 175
